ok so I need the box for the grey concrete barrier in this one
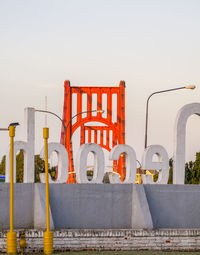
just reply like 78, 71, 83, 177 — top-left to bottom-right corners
0, 183, 200, 230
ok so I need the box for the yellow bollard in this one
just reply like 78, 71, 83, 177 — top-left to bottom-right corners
7, 232, 17, 254
43, 128, 53, 254
19, 232, 26, 254
44, 231, 53, 254
7, 126, 17, 254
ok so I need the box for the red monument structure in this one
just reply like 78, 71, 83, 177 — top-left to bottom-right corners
60, 80, 126, 183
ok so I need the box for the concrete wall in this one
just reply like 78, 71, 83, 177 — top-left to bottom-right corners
1, 183, 200, 230
0, 183, 34, 229
49, 184, 133, 229
144, 184, 200, 228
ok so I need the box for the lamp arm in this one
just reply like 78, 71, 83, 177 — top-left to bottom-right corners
147, 86, 186, 101
65, 109, 98, 131
35, 109, 66, 131
144, 86, 186, 148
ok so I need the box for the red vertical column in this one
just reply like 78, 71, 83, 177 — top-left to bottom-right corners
60, 82, 68, 145
88, 128, 92, 143
107, 89, 114, 170
100, 129, 103, 147
119, 81, 125, 145
63, 81, 75, 183
112, 127, 118, 173
106, 129, 110, 149
118, 81, 126, 180
64, 81, 71, 156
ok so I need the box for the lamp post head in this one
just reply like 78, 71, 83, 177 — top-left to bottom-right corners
8, 122, 19, 137
185, 85, 196, 89
9, 122, 20, 127
96, 110, 104, 114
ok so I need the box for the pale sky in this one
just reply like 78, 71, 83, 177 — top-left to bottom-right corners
0, 0, 200, 165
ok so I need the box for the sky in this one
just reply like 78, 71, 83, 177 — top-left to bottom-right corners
0, 0, 200, 166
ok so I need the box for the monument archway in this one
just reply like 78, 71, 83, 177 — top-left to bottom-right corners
60, 80, 126, 183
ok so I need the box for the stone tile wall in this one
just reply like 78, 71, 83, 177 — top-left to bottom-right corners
1, 229, 200, 253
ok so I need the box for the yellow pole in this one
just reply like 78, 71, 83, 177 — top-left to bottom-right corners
43, 127, 53, 254
7, 126, 17, 254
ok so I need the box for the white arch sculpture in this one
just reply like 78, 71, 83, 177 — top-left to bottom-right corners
173, 103, 200, 184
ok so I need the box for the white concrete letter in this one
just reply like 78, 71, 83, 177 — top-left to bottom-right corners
142, 145, 169, 184
173, 103, 200, 184
40, 143, 68, 183
75, 143, 105, 183
108, 144, 137, 184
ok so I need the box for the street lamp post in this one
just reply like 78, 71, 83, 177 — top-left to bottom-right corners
5, 122, 19, 255
144, 85, 196, 149
43, 126, 53, 255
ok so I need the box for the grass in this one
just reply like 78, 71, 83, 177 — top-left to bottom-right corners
29, 251, 200, 255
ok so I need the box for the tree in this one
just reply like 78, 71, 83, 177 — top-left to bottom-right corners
34, 155, 56, 182
168, 158, 173, 184
0, 151, 57, 183
0, 155, 5, 175
34, 154, 45, 183
168, 153, 200, 184
16, 150, 24, 182
185, 152, 200, 184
